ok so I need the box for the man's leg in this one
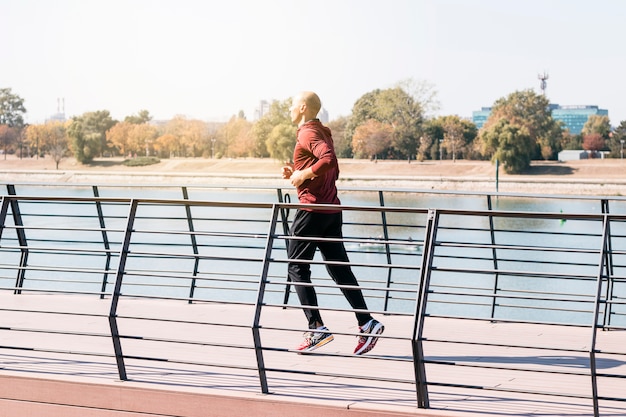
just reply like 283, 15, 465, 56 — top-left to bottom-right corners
318, 212, 373, 326
288, 210, 324, 329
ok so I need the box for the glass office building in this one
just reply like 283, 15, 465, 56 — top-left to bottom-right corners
472, 104, 608, 135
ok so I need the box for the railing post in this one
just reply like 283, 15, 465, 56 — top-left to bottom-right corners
487, 195, 500, 319
182, 187, 201, 303
0, 196, 9, 240
6, 185, 28, 294
252, 204, 281, 394
600, 199, 614, 327
378, 191, 393, 312
108, 199, 138, 381
589, 213, 610, 417
93, 186, 112, 299
412, 208, 439, 408
277, 189, 292, 307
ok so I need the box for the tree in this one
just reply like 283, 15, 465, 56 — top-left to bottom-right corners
0, 88, 27, 128
433, 115, 477, 162
266, 123, 297, 161
582, 114, 611, 138
481, 118, 533, 174
154, 133, 179, 158
582, 133, 605, 154
106, 122, 134, 156
67, 111, 117, 163
352, 119, 393, 160
251, 99, 291, 158
608, 121, 626, 158
25, 122, 69, 168
0, 124, 18, 158
416, 134, 433, 162
220, 115, 254, 158
347, 87, 424, 159
124, 109, 152, 125
163, 116, 209, 157
478, 89, 563, 171
327, 116, 350, 158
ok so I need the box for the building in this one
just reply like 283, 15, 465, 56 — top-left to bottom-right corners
472, 104, 608, 134
550, 105, 608, 135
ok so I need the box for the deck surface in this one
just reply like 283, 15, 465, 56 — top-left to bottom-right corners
0, 293, 625, 417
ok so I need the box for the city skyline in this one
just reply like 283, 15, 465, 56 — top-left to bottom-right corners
3, 0, 626, 126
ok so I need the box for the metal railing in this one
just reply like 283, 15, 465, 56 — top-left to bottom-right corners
0, 187, 625, 416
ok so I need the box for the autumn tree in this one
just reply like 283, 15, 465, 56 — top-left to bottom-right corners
348, 87, 424, 159
163, 116, 209, 157
416, 134, 433, 162
582, 133, 605, 154
220, 115, 254, 158
154, 133, 179, 158
352, 119, 393, 160
106, 122, 134, 156
25, 122, 69, 168
0, 124, 18, 158
582, 114, 611, 139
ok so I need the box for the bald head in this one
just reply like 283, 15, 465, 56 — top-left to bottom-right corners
290, 91, 321, 125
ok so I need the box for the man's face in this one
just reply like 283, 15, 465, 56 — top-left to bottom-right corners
289, 96, 304, 125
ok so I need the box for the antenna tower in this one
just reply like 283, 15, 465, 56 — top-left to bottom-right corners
538, 72, 549, 95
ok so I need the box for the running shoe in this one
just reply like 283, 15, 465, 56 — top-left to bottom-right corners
295, 326, 334, 352
354, 319, 384, 355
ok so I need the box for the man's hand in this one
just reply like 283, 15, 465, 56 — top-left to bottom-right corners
282, 164, 294, 179
289, 168, 315, 188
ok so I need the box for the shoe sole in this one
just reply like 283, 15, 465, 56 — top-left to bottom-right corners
298, 334, 334, 353
354, 322, 384, 355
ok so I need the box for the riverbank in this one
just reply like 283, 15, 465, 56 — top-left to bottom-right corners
1, 156, 624, 196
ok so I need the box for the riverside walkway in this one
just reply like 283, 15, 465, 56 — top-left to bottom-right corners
1, 186, 626, 416
1, 294, 625, 417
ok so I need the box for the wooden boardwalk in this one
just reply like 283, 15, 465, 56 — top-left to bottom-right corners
0, 293, 625, 417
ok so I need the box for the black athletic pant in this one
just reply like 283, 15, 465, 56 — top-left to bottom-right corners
287, 209, 372, 329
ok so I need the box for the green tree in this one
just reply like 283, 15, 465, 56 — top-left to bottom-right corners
266, 123, 297, 162
479, 89, 563, 170
0, 87, 26, 128
251, 99, 290, 158
481, 119, 533, 174
608, 121, 626, 158
347, 87, 424, 159
67, 111, 116, 163
426, 115, 477, 161
124, 110, 152, 125
327, 116, 350, 158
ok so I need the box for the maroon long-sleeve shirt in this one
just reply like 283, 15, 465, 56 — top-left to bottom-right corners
292, 119, 341, 212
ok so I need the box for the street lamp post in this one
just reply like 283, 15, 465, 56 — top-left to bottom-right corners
621, 140, 624, 160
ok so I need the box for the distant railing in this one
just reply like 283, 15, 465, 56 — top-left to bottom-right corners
1, 186, 626, 416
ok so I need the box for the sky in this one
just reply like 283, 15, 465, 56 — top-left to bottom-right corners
3, 0, 626, 125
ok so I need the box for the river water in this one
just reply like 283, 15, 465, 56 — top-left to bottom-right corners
2, 183, 626, 327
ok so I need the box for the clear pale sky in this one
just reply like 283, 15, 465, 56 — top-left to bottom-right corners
3, 0, 625, 125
